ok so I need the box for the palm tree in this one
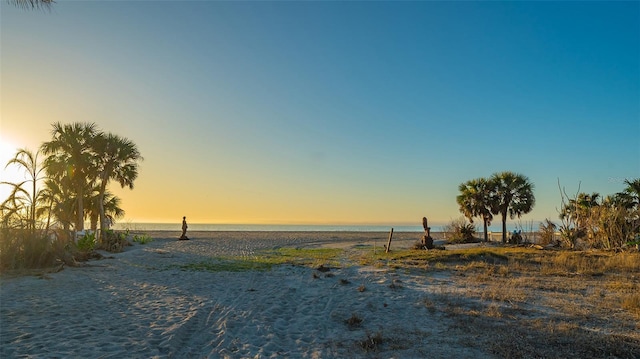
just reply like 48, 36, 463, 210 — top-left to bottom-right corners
85, 185, 102, 232
560, 192, 601, 231
457, 177, 493, 242
92, 132, 142, 236
490, 171, 535, 243
101, 192, 125, 229
85, 186, 124, 232
39, 177, 76, 233
615, 179, 640, 210
0, 184, 29, 228
1, 148, 47, 232
42, 122, 99, 231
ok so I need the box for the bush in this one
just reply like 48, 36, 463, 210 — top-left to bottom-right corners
98, 229, 131, 253
589, 205, 640, 250
444, 217, 477, 243
0, 228, 61, 271
76, 232, 96, 252
539, 219, 557, 246
132, 233, 153, 244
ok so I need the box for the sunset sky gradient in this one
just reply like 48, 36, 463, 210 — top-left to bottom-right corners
1, 1, 638, 227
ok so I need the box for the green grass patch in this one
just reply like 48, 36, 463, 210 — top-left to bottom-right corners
132, 233, 153, 244
172, 247, 343, 272
366, 247, 510, 263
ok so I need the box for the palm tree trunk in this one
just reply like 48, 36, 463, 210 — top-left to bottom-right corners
98, 180, 107, 241
77, 186, 84, 231
501, 212, 507, 244
45, 201, 53, 234
90, 213, 98, 232
483, 219, 489, 242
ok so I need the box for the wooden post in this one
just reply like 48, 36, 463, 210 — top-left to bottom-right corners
385, 228, 394, 253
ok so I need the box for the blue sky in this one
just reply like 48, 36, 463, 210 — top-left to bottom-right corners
1, 1, 638, 227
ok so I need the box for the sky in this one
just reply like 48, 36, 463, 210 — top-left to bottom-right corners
1, 1, 639, 228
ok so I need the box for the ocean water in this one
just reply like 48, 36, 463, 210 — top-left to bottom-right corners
111, 222, 532, 233
112, 223, 426, 232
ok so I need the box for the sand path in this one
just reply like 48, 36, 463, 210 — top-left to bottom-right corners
1, 232, 490, 358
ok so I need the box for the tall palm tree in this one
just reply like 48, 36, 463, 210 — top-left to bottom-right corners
1, 148, 46, 232
92, 132, 142, 236
457, 177, 493, 242
490, 171, 535, 243
42, 122, 99, 231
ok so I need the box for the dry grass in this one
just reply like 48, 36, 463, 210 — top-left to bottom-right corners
622, 293, 640, 314
353, 245, 640, 358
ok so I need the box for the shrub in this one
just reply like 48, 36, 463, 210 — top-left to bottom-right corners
76, 232, 96, 252
359, 331, 384, 352
589, 205, 640, 250
444, 217, 477, 243
98, 229, 130, 253
539, 219, 557, 246
132, 233, 153, 244
345, 313, 363, 328
0, 228, 61, 271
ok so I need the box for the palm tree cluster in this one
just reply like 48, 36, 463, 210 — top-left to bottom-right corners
456, 171, 535, 243
1, 122, 142, 257
558, 179, 639, 249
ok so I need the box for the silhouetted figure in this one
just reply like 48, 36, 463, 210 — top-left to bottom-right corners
179, 216, 189, 240
510, 229, 522, 244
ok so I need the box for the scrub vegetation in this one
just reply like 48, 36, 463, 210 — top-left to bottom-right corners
172, 248, 343, 273
1, 122, 142, 272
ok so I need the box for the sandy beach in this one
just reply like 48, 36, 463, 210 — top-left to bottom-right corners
1, 231, 638, 358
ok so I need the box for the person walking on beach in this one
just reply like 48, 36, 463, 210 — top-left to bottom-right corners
179, 216, 189, 240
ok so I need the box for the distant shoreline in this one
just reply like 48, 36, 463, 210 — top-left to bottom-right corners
112, 222, 537, 233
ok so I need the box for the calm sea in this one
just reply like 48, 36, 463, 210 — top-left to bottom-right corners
112, 223, 426, 232
111, 222, 531, 233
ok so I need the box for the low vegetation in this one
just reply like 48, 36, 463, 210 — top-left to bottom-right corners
350, 245, 640, 357
442, 217, 478, 243
131, 233, 153, 245
345, 313, 363, 329
359, 246, 639, 274
0, 228, 59, 270
172, 248, 343, 273
556, 179, 640, 250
